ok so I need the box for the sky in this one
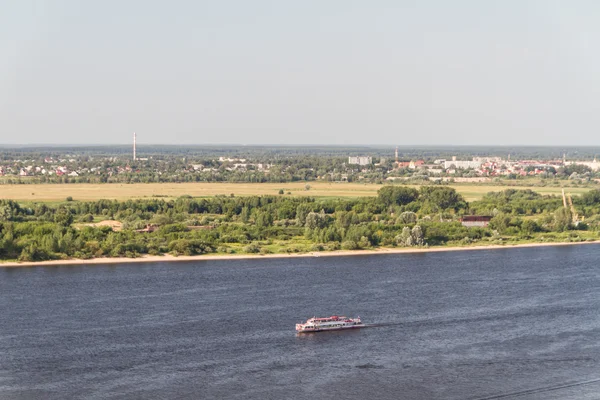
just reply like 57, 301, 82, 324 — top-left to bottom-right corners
1, 0, 600, 146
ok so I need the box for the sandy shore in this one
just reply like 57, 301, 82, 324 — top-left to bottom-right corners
2, 240, 600, 268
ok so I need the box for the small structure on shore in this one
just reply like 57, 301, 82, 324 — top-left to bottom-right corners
460, 216, 492, 228
135, 224, 159, 233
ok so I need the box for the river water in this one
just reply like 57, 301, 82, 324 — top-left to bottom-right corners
1, 245, 600, 399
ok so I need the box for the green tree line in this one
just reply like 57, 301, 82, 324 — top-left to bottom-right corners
1, 186, 599, 262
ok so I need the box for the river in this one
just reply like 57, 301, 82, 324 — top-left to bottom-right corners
1, 245, 600, 399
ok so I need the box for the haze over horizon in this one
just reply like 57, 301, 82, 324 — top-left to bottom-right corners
2, 1, 600, 146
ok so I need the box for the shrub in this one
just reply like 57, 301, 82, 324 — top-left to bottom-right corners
78, 214, 94, 223
341, 240, 359, 250
168, 239, 212, 256
310, 244, 324, 252
243, 243, 261, 253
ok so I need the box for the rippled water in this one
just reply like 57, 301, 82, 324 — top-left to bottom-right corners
2, 245, 600, 399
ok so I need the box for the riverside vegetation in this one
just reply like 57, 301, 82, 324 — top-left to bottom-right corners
1, 186, 600, 262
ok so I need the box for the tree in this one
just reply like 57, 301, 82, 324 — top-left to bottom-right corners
255, 211, 273, 228
150, 214, 173, 226
396, 226, 412, 246
0, 205, 14, 222
419, 186, 466, 212
54, 208, 74, 227
554, 208, 572, 232
240, 206, 250, 223
411, 225, 425, 246
559, 164, 592, 176
581, 189, 600, 206
358, 236, 371, 248
489, 213, 511, 234
378, 186, 419, 207
323, 226, 341, 242
305, 210, 327, 229
296, 204, 312, 226
398, 211, 417, 224
335, 211, 357, 229
521, 219, 540, 235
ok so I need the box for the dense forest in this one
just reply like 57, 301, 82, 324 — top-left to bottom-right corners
1, 186, 599, 262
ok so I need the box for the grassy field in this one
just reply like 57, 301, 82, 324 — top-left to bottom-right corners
0, 182, 595, 202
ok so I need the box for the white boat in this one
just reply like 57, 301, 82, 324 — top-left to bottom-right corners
296, 315, 364, 333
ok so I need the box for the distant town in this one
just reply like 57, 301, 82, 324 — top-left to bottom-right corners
1, 145, 599, 185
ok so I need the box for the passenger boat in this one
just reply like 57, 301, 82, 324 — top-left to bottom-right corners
296, 315, 364, 333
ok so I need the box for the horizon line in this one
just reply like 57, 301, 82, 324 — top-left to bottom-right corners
1, 144, 600, 148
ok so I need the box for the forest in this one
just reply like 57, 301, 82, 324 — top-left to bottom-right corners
1, 186, 599, 262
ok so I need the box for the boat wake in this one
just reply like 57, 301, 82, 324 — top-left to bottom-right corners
470, 377, 600, 399
362, 322, 404, 328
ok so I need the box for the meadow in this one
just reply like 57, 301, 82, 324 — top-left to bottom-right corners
0, 181, 593, 202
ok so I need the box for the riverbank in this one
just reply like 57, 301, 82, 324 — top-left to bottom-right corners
2, 240, 600, 268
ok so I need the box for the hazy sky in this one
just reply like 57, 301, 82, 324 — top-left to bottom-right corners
1, 1, 600, 146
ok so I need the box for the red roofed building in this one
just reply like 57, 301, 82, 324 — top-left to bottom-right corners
460, 216, 492, 227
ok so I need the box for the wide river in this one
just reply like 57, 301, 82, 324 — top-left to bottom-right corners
2, 245, 600, 399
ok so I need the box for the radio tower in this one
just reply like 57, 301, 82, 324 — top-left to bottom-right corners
395, 146, 398, 163
133, 132, 137, 161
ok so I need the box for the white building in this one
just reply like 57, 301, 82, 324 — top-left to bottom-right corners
444, 156, 482, 170
348, 156, 372, 166
444, 160, 483, 169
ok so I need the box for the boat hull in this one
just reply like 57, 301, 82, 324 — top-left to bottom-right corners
296, 324, 365, 333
